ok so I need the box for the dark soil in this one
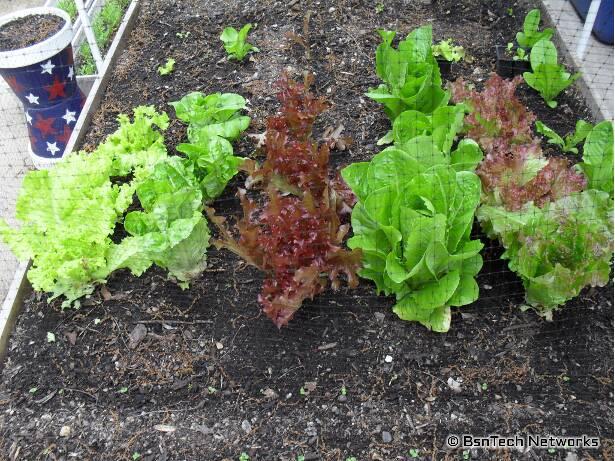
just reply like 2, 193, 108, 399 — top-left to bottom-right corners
0, 14, 64, 52
0, 0, 612, 460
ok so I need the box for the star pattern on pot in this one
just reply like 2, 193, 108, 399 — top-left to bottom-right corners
62, 109, 76, 125
57, 125, 72, 145
40, 60, 55, 75
25, 93, 40, 105
67, 66, 74, 80
35, 115, 56, 136
45, 76, 67, 100
25, 112, 32, 125
46, 141, 60, 156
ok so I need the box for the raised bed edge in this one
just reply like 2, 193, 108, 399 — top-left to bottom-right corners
0, 0, 140, 360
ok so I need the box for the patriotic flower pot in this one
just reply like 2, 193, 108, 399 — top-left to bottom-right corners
0, 7, 85, 168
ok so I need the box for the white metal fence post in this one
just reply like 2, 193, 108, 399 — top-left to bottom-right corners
576, 0, 602, 60
74, 0, 104, 73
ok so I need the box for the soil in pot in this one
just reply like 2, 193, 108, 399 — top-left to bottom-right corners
0, 14, 64, 52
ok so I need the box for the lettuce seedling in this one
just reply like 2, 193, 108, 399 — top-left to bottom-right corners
366, 26, 448, 121
158, 58, 175, 76
535, 119, 593, 154
220, 24, 259, 61
209, 75, 360, 327
523, 39, 580, 108
432, 39, 465, 62
515, 9, 554, 49
342, 136, 484, 332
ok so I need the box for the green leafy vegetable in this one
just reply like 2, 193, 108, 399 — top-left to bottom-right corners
478, 190, 612, 316
158, 58, 175, 76
523, 39, 580, 108
477, 121, 613, 315
170, 92, 251, 201
577, 120, 614, 196
220, 24, 259, 61
342, 136, 484, 332
516, 9, 554, 49
0, 107, 169, 307
366, 26, 449, 121
535, 119, 593, 154
431, 39, 465, 62
122, 157, 210, 287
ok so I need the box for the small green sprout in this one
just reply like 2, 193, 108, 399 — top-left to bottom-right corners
158, 58, 175, 76
46, 332, 56, 343
132, 453, 141, 460
408, 448, 420, 458
299, 387, 306, 396
176, 31, 191, 39
208, 386, 217, 394
345, 457, 357, 461
119, 387, 128, 393
340, 385, 347, 396
94, 318, 101, 325
481, 383, 488, 391
297, 456, 305, 461
507, 7, 514, 16
548, 448, 556, 454
463, 450, 471, 460
220, 24, 259, 61
375, 2, 384, 13
562, 376, 570, 382
239, 453, 250, 461
29, 387, 38, 394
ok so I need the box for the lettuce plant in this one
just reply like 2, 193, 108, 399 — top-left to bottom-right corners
535, 119, 593, 154
342, 135, 484, 332
452, 74, 613, 315
0, 107, 169, 307
431, 39, 465, 62
366, 26, 448, 121
170, 92, 250, 201
523, 39, 580, 108
450, 74, 586, 211
220, 24, 259, 61
120, 157, 210, 287
515, 9, 554, 49
209, 76, 361, 327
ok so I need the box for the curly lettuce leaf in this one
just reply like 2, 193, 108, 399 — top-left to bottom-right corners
485, 191, 613, 315
0, 107, 169, 307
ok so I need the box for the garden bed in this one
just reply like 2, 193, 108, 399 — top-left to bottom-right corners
0, 0, 612, 460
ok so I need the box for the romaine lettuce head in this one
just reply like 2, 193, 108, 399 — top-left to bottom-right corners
342, 140, 484, 332
366, 26, 449, 120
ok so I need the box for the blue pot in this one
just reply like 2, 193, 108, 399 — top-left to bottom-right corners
570, 0, 614, 45
0, 7, 85, 167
